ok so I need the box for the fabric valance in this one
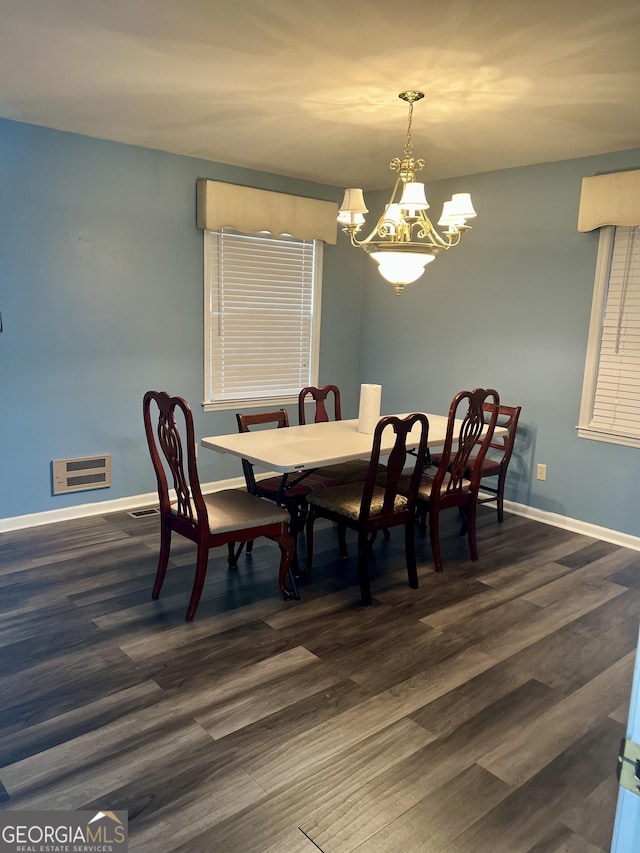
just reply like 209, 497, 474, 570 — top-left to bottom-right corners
577, 168, 640, 232
196, 179, 338, 244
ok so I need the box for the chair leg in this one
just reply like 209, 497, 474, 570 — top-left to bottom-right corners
338, 523, 348, 559
369, 528, 391, 545
286, 502, 306, 577
496, 471, 506, 523
405, 521, 419, 589
227, 539, 254, 566
185, 540, 209, 622
357, 531, 372, 605
429, 508, 444, 573
418, 500, 427, 533
288, 501, 306, 539
275, 531, 297, 600
300, 507, 316, 578
459, 505, 472, 554
467, 501, 479, 561
152, 519, 171, 599
287, 564, 300, 599
227, 541, 244, 567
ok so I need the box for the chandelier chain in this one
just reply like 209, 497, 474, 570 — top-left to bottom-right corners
404, 100, 415, 157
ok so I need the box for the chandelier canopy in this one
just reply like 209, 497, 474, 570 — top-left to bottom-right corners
338, 91, 476, 295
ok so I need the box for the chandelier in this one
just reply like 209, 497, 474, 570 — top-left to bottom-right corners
338, 91, 476, 295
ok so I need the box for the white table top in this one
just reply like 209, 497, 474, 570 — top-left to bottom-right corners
202, 413, 463, 474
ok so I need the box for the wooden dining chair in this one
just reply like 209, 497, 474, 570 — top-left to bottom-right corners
469, 403, 521, 523
430, 402, 521, 525
143, 391, 296, 621
298, 384, 342, 424
410, 388, 500, 574
301, 413, 429, 605
298, 384, 385, 485
235, 409, 338, 557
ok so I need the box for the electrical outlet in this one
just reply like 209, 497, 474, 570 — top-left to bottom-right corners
536, 463, 547, 481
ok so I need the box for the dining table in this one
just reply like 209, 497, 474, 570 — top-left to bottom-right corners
201, 412, 465, 474
201, 411, 507, 488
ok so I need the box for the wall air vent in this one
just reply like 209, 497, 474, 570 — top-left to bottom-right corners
52, 454, 112, 495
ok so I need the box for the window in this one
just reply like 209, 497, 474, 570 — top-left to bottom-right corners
203, 228, 322, 411
196, 179, 337, 411
578, 225, 640, 446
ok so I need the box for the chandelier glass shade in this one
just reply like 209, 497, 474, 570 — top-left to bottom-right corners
338, 91, 476, 295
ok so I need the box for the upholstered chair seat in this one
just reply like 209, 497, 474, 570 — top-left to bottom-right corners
173, 489, 290, 535
314, 459, 384, 484
307, 483, 408, 521
400, 471, 471, 501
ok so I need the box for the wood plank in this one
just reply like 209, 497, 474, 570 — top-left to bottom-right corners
562, 775, 619, 851
174, 718, 435, 853
301, 679, 558, 852
503, 592, 640, 692
194, 650, 345, 739
473, 580, 625, 662
526, 823, 606, 853
478, 652, 634, 786
246, 649, 495, 793
345, 764, 510, 853
439, 717, 622, 853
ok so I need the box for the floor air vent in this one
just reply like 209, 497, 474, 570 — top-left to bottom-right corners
52, 454, 112, 495
128, 508, 160, 518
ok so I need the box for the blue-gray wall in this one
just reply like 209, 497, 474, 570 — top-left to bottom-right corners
0, 118, 362, 518
359, 149, 640, 537
1, 115, 638, 538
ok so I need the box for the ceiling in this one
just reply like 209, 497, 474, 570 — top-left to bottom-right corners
1, 0, 639, 190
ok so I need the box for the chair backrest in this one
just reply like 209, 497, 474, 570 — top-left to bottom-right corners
482, 403, 522, 469
359, 413, 429, 524
432, 388, 500, 499
236, 409, 290, 433
143, 390, 204, 526
298, 385, 342, 425
235, 409, 290, 492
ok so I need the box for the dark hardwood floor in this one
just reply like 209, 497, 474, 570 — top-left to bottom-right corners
1, 503, 638, 852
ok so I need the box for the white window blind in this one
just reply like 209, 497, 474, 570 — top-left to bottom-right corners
578, 225, 640, 446
204, 228, 321, 410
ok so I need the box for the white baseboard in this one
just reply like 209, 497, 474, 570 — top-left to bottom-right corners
501, 498, 640, 553
2, 484, 640, 554
0, 477, 246, 533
